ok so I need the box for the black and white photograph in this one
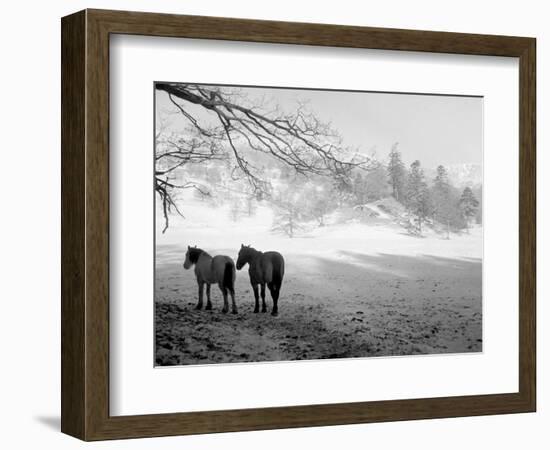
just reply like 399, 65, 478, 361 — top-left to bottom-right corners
154, 82, 483, 367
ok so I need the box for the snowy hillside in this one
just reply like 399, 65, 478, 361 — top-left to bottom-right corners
156, 192, 482, 261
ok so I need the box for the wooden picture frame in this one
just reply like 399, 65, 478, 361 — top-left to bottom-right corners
61, 8, 536, 441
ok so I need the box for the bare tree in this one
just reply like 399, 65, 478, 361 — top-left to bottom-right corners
155, 125, 224, 232
272, 201, 304, 238
155, 83, 369, 231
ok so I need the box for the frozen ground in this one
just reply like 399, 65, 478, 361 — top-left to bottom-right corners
155, 195, 482, 366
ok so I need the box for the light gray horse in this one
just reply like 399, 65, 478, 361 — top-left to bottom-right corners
183, 246, 238, 314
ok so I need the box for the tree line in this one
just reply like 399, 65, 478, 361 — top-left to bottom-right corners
265, 144, 480, 238
385, 144, 480, 238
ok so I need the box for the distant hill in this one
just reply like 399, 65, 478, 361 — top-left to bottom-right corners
350, 197, 422, 233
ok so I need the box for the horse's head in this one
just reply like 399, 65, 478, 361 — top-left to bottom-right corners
183, 245, 200, 269
236, 244, 253, 270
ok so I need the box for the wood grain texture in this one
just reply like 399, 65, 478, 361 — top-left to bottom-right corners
518, 39, 536, 409
88, 8, 532, 56
61, 10, 86, 439
60, 8, 536, 441
85, 10, 111, 439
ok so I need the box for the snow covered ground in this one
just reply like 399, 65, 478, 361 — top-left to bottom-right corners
155, 194, 482, 366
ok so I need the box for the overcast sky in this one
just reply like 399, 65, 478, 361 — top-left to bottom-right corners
156, 84, 482, 169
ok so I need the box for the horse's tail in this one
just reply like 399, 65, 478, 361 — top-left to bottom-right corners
223, 260, 235, 292
271, 254, 284, 292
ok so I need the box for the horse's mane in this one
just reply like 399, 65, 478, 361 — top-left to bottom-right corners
188, 247, 205, 264
240, 245, 261, 259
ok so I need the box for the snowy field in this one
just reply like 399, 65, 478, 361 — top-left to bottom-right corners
155, 194, 482, 366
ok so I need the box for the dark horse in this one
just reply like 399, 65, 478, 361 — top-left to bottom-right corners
183, 246, 238, 314
236, 245, 285, 316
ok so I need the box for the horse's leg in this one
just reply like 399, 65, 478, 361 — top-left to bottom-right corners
196, 281, 204, 310
252, 284, 260, 313
205, 284, 212, 310
269, 284, 279, 316
219, 283, 229, 313
260, 283, 267, 313
229, 287, 238, 315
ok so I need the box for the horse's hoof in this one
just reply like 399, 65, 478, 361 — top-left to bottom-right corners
232, 310, 238, 315
222, 308, 228, 314
261, 308, 267, 313
271, 311, 278, 317
253, 308, 259, 313
205, 304, 212, 311
195, 304, 203, 310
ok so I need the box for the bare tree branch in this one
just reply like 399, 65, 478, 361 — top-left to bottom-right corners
154, 83, 370, 231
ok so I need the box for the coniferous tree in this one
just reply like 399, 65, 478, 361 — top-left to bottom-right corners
472, 185, 483, 224
387, 143, 406, 202
364, 161, 390, 201
406, 160, 432, 235
459, 187, 480, 232
352, 162, 389, 204
431, 165, 454, 239
433, 165, 450, 192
